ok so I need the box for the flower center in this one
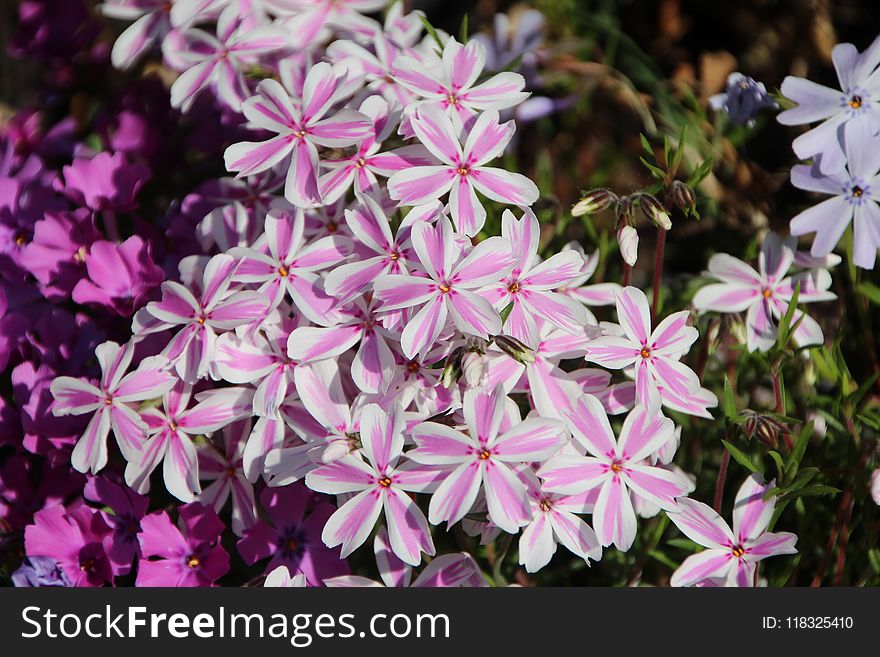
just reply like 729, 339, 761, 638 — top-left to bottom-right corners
80, 559, 95, 572
378, 476, 392, 488
388, 251, 400, 261
74, 246, 87, 262
849, 95, 863, 109
14, 233, 26, 247
640, 347, 651, 359
456, 166, 469, 177
438, 283, 451, 293
287, 537, 298, 551
278, 265, 289, 277
508, 281, 521, 294
478, 449, 492, 460
185, 555, 200, 568
294, 129, 307, 139
196, 316, 206, 325
539, 498, 553, 512
610, 460, 623, 473
406, 360, 420, 373
731, 545, 745, 558
355, 157, 367, 168
852, 185, 864, 198
446, 93, 459, 105
761, 287, 773, 299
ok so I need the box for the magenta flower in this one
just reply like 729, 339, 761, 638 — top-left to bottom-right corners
409, 386, 564, 533
24, 505, 116, 587
692, 233, 835, 352
392, 37, 529, 127
585, 286, 708, 415
169, 7, 287, 111
137, 253, 270, 382
323, 192, 413, 304
125, 381, 254, 503
538, 396, 689, 551
373, 216, 516, 358
327, 35, 416, 107
71, 236, 165, 316
197, 420, 258, 536
50, 339, 176, 474
237, 483, 349, 585
224, 63, 373, 207
668, 474, 798, 587
306, 403, 443, 565
273, 0, 386, 49
228, 207, 351, 323
136, 503, 230, 587
58, 151, 149, 213
481, 209, 589, 341
387, 106, 539, 236
518, 468, 602, 573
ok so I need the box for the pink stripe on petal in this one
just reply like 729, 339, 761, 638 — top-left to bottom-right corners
593, 475, 637, 551
387, 166, 455, 205
469, 167, 539, 206
537, 454, 609, 495
733, 473, 775, 543
616, 286, 651, 344
285, 139, 321, 207
562, 394, 617, 458
409, 422, 473, 465
623, 463, 688, 510
383, 487, 434, 566
483, 460, 532, 533
668, 498, 735, 549
428, 460, 483, 527
670, 549, 733, 587
305, 455, 377, 495
224, 134, 295, 177
410, 104, 462, 164
400, 295, 448, 358
322, 488, 384, 557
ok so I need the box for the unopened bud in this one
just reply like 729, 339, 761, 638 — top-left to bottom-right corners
670, 180, 697, 215
640, 195, 672, 230
461, 351, 488, 388
440, 347, 465, 388
493, 334, 536, 365
617, 225, 639, 266
572, 189, 617, 217
321, 438, 351, 464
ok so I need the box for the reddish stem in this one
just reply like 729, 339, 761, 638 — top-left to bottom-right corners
623, 263, 632, 287
651, 228, 667, 324
713, 449, 731, 513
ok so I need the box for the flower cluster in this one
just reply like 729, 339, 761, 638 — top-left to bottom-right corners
12, 0, 863, 590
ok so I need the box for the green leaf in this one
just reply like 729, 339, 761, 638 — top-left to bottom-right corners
856, 281, 880, 305
784, 421, 813, 479
721, 439, 760, 474
780, 485, 840, 501
418, 15, 444, 52
720, 376, 737, 420
499, 302, 514, 323
640, 133, 653, 155
458, 14, 469, 43
639, 156, 666, 179
775, 282, 801, 349
768, 451, 784, 480
670, 124, 687, 176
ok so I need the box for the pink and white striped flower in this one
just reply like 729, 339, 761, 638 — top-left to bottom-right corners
668, 474, 798, 587
50, 340, 176, 474
387, 106, 539, 236
224, 63, 373, 207
409, 386, 565, 533
286, 298, 395, 394
229, 207, 352, 324
692, 233, 835, 352
125, 381, 254, 502
392, 37, 529, 127
269, 0, 386, 49
306, 403, 443, 565
585, 286, 705, 415
101, 0, 174, 70
538, 396, 689, 551
518, 468, 602, 573
198, 420, 258, 536
481, 209, 589, 341
323, 193, 413, 304
373, 217, 516, 358
317, 97, 434, 204
136, 253, 270, 383
169, 7, 287, 111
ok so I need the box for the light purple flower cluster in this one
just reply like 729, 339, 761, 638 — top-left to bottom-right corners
4, 0, 807, 589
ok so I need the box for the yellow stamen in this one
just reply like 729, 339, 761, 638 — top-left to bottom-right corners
478, 449, 491, 460
849, 95, 863, 109
186, 555, 200, 568
640, 347, 651, 359
731, 546, 745, 558
378, 476, 392, 488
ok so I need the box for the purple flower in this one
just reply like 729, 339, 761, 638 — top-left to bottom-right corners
72, 236, 165, 315
236, 483, 349, 585
709, 73, 778, 127
136, 503, 230, 587
789, 118, 880, 268
24, 504, 116, 587
12, 556, 72, 587
83, 476, 149, 574
58, 151, 150, 213
778, 35, 880, 172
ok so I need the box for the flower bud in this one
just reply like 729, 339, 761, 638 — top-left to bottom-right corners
440, 347, 465, 388
572, 188, 616, 217
617, 224, 639, 266
640, 195, 672, 230
321, 438, 352, 464
493, 334, 536, 365
461, 351, 488, 388
670, 180, 697, 215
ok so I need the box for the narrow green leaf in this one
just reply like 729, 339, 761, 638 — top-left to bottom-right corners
721, 439, 760, 474
419, 15, 444, 51
640, 133, 653, 155
784, 421, 813, 478
780, 485, 840, 501
768, 451, 784, 481
458, 14, 469, 43
856, 281, 880, 305
720, 376, 737, 420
